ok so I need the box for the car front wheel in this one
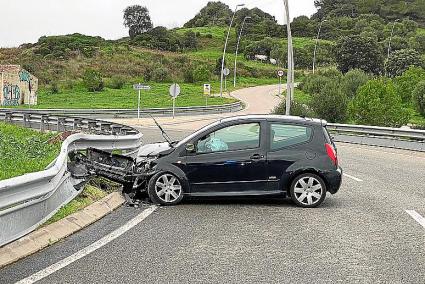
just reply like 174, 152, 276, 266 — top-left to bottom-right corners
148, 172, 184, 205
289, 173, 326, 208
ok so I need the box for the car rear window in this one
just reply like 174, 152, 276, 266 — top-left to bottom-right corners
270, 124, 312, 150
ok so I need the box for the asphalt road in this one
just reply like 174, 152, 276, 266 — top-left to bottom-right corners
1, 127, 424, 284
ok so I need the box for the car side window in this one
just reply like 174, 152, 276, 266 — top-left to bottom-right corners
196, 123, 260, 153
270, 123, 312, 150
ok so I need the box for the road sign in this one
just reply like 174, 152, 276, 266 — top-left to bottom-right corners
277, 70, 285, 77
203, 84, 211, 96
223, 68, 230, 76
169, 83, 181, 99
133, 84, 151, 91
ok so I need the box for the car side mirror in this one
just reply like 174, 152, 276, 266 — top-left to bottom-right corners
185, 143, 195, 153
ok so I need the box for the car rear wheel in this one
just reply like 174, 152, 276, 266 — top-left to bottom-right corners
289, 173, 326, 208
148, 172, 184, 206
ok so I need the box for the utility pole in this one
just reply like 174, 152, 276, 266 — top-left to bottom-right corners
220, 3, 245, 97
313, 19, 327, 74
283, 0, 294, 116
234, 16, 251, 88
387, 19, 400, 61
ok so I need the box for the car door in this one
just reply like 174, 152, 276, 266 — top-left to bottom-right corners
266, 122, 314, 191
183, 120, 268, 195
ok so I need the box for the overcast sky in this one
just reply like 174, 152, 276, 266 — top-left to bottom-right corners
0, 0, 316, 48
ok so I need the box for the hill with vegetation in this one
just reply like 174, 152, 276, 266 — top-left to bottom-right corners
0, 1, 424, 127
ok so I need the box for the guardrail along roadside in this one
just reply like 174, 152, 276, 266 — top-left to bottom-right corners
0, 110, 142, 247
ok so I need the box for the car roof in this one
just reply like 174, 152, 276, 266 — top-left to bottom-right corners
219, 115, 327, 126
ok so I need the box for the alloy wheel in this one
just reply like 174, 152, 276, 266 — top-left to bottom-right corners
293, 176, 323, 206
155, 174, 182, 203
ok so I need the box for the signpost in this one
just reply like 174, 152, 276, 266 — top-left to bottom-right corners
203, 84, 211, 106
169, 83, 181, 119
223, 68, 230, 92
277, 70, 284, 97
133, 83, 151, 119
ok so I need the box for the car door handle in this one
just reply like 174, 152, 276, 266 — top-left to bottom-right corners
250, 154, 264, 160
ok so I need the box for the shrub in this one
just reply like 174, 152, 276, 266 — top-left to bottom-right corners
48, 82, 60, 94
317, 67, 342, 79
83, 69, 104, 92
183, 68, 195, 83
341, 69, 370, 98
394, 66, 425, 103
299, 74, 332, 95
151, 67, 170, 82
350, 79, 409, 127
413, 81, 425, 116
192, 65, 211, 82
273, 100, 313, 117
310, 81, 348, 123
108, 76, 126, 89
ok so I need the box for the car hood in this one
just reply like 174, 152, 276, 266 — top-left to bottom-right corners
137, 142, 172, 158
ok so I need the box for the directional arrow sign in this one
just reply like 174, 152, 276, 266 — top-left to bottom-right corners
133, 84, 151, 91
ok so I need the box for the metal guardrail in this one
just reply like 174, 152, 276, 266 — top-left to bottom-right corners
327, 123, 425, 152
0, 111, 142, 247
0, 102, 243, 119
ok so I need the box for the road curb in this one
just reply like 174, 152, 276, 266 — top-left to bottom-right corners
0, 191, 125, 268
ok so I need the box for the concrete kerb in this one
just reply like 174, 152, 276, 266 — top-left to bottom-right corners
0, 191, 125, 268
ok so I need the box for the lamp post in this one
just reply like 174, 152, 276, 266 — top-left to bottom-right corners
234, 16, 251, 88
312, 19, 327, 74
387, 19, 400, 60
220, 3, 245, 97
283, 0, 294, 116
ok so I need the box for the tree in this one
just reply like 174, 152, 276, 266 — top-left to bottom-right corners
386, 49, 424, 77
310, 81, 349, 123
413, 81, 425, 116
335, 34, 384, 74
350, 79, 409, 127
184, 1, 232, 27
123, 5, 153, 39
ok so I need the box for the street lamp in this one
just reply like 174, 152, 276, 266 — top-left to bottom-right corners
220, 3, 245, 97
387, 19, 400, 61
312, 19, 327, 74
283, 0, 294, 116
234, 16, 251, 88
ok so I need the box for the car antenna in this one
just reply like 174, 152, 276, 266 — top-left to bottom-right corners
149, 114, 174, 147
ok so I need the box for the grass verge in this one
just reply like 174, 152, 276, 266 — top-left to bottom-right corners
0, 122, 61, 181
44, 185, 109, 225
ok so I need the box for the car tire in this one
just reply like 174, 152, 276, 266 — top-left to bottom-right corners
148, 172, 184, 206
289, 173, 327, 208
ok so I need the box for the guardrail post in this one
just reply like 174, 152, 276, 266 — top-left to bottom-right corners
73, 118, 83, 131
23, 113, 31, 127
57, 117, 66, 132
40, 115, 48, 132
5, 112, 12, 123
88, 121, 98, 133
111, 125, 122, 135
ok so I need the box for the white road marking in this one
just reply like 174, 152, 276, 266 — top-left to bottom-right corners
405, 210, 425, 229
16, 205, 158, 284
343, 173, 363, 182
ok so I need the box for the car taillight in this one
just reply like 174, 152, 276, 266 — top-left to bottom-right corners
325, 143, 338, 166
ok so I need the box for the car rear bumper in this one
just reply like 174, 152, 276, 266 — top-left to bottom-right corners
325, 167, 342, 194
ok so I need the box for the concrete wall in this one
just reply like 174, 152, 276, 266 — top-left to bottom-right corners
1, 65, 38, 107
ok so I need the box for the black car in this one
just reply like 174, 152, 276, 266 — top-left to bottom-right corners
72, 115, 342, 208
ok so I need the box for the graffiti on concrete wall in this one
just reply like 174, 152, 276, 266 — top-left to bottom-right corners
2, 82, 21, 106
19, 70, 34, 93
